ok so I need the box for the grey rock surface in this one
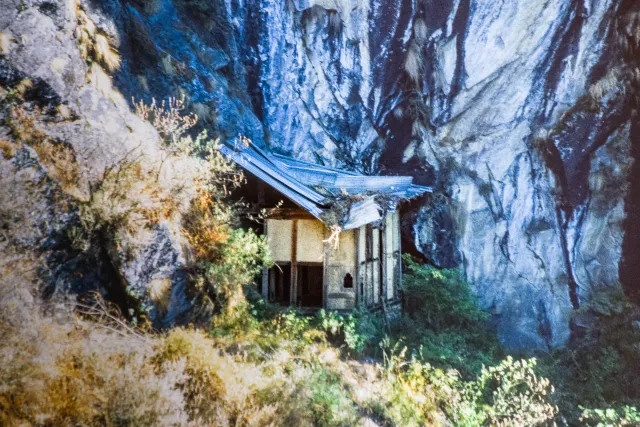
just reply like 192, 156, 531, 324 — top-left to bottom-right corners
1, 0, 634, 348
0, 0, 194, 327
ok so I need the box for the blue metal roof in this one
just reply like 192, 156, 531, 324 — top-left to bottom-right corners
219, 140, 432, 229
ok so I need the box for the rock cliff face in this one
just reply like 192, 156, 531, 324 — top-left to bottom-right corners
1, 0, 636, 349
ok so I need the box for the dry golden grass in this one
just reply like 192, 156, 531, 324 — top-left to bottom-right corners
0, 306, 189, 426
0, 290, 318, 427
94, 34, 121, 71
5, 101, 82, 197
133, 97, 197, 147
76, 9, 121, 72
0, 139, 16, 158
33, 140, 81, 194
7, 104, 45, 145
148, 278, 172, 315
182, 189, 229, 261
89, 159, 172, 234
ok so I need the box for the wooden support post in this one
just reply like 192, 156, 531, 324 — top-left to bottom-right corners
384, 213, 395, 301
394, 211, 402, 293
290, 219, 298, 306
261, 220, 269, 299
372, 226, 380, 305
381, 221, 387, 305
323, 228, 329, 310
262, 268, 269, 299
356, 226, 366, 306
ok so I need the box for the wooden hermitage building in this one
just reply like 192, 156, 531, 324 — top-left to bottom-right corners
220, 140, 431, 313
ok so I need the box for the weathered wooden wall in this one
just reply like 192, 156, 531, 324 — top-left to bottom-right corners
264, 214, 401, 311
266, 219, 293, 262
325, 229, 357, 310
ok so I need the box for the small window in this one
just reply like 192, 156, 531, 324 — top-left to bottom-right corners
343, 273, 353, 288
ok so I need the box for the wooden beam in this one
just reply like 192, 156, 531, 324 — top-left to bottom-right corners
262, 219, 269, 299
384, 213, 395, 301
381, 219, 388, 304
372, 226, 380, 305
355, 226, 364, 306
290, 219, 298, 306
267, 208, 317, 220
323, 227, 328, 310
395, 211, 402, 293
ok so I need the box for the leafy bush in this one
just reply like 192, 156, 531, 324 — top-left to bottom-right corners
581, 406, 640, 426
365, 344, 556, 427
396, 255, 501, 376
306, 367, 359, 426
317, 308, 384, 353
0, 257, 561, 427
0, 309, 188, 426
469, 357, 557, 426
535, 287, 640, 423
132, 99, 272, 318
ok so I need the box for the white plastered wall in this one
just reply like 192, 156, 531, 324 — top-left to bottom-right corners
324, 229, 357, 310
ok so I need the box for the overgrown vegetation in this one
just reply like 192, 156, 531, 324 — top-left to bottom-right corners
2, 222, 636, 426
536, 286, 640, 424
2, 46, 638, 423
134, 98, 272, 316
396, 255, 502, 377
0, 240, 561, 427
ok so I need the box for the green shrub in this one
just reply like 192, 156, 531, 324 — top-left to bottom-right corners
132, 98, 273, 318
306, 367, 358, 426
316, 308, 384, 353
396, 255, 501, 376
581, 406, 640, 426
536, 287, 640, 422
469, 357, 557, 426
372, 344, 556, 426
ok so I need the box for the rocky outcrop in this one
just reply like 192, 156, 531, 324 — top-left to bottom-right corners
2, 0, 635, 348
230, 0, 633, 349
0, 0, 195, 326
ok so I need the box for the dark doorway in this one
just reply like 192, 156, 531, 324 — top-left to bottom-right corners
297, 265, 323, 308
269, 265, 291, 305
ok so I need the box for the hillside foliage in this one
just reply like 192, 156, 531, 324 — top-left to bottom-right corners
1, 91, 638, 425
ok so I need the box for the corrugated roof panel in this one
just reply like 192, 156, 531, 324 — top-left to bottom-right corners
332, 175, 414, 190
273, 166, 340, 187
218, 140, 433, 228
270, 153, 360, 176
219, 145, 325, 218
224, 144, 327, 204
343, 197, 382, 230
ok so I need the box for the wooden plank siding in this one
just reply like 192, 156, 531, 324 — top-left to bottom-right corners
263, 213, 402, 313
384, 213, 395, 301
393, 211, 402, 297
372, 225, 380, 306
356, 225, 366, 306
290, 220, 298, 306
